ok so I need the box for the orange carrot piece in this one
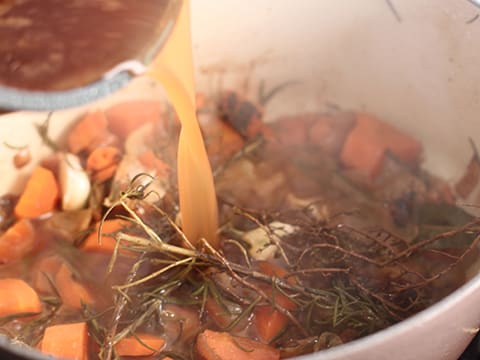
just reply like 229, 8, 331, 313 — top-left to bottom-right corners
81, 219, 129, 253
204, 296, 249, 334
106, 100, 162, 139
254, 305, 290, 343
0, 219, 35, 264
86, 146, 122, 183
115, 333, 165, 356
203, 117, 245, 167
204, 296, 231, 329
55, 263, 93, 309
272, 115, 314, 146
0, 278, 42, 317
138, 150, 171, 177
15, 166, 59, 218
67, 110, 109, 154
41, 322, 89, 360
196, 330, 279, 360
254, 261, 296, 342
340, 113, 422, 178
163, 304, 201, 342
31, 255, 63, 294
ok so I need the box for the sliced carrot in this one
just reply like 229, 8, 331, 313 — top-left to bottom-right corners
31, 255, 63, 294
254, 305, 290, 344
257, 261, 290, 280
55, 263, 93, 309
15, 166, 59, 218
0, 218, 35, 264
81, 219, 129, 253
272, 114, 314, 146
204, 296, 231, 329
0, 278, 42, 317
67, 110, 110, 154
106, 100, 162, 139
308, 112, 355, 155
115, 333, 165, 356
196, 329, 279, 360
204, 295, 247, 332
41, 322, 89, 360
163, 304, 201, 342
254, 261, 296, 343
203, 117, 245, 167
86, 146, 122, 183
138, 150, 171, 177
340, 113, 422, 178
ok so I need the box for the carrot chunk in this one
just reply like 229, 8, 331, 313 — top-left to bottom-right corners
86, 146, 122, 183
55, 263, 93, 309
204, 118, 245, 166
41, 322, 89, 360
15, 166, 59, 218
196, 330, 279, 360
0, 278, 42, 317
81, 219, 129, 253
31, 255, 63, 294
272, 114, 314, 146
254, 305, 290, 344
106, 100, 162, 139
138, 150, 171, 177
0, 219, 35, 264
253, 261, 296, 342
340, 113, 422, 178
67, 110, 109, 154
115, 333, 165, 356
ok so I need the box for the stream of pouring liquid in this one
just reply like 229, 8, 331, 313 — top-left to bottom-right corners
147, 0, 219, 248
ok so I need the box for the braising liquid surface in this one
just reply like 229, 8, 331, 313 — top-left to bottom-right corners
147, 0, 218, 248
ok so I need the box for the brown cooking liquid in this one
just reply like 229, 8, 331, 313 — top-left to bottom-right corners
0, 0, 179, 91
147, 0, 219, 248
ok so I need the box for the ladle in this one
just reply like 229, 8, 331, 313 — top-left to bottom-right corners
0, 0, 182, 111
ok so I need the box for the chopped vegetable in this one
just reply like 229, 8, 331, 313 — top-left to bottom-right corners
196, 329, 280, 360
106, 100, 162, 139
253, 262, 297, 343
242, 222, 298, 261
0, 218, 35, 264
0, 278, 42, 317
81, 219, 129, 253
138, 150, 171, 177
340, 113, 422, 178
55, 263, 93, 309
67, 110, 111, 154
14, 166, 59, 218
86, 146, 122, 183
31, 255, 62, 294
41, 322, 89, 360
203, 117, 245, 165
204, 295, 244, 331
59, 152, 91, 211
114, 333, 165, 356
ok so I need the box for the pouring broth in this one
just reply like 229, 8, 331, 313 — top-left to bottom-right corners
0, 2, 479, 360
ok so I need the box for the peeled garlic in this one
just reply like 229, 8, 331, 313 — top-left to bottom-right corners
59, 153, 91, 211
243, 221, 298, 261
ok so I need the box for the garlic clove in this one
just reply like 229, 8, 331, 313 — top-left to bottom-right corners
59, 153, 91, 211
243, 221, 298, 261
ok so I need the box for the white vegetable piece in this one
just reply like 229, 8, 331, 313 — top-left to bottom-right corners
243, 221, 298, 261
59, 152, 91, 211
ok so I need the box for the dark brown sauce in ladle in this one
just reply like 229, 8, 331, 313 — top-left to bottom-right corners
0, 0, 180, 91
